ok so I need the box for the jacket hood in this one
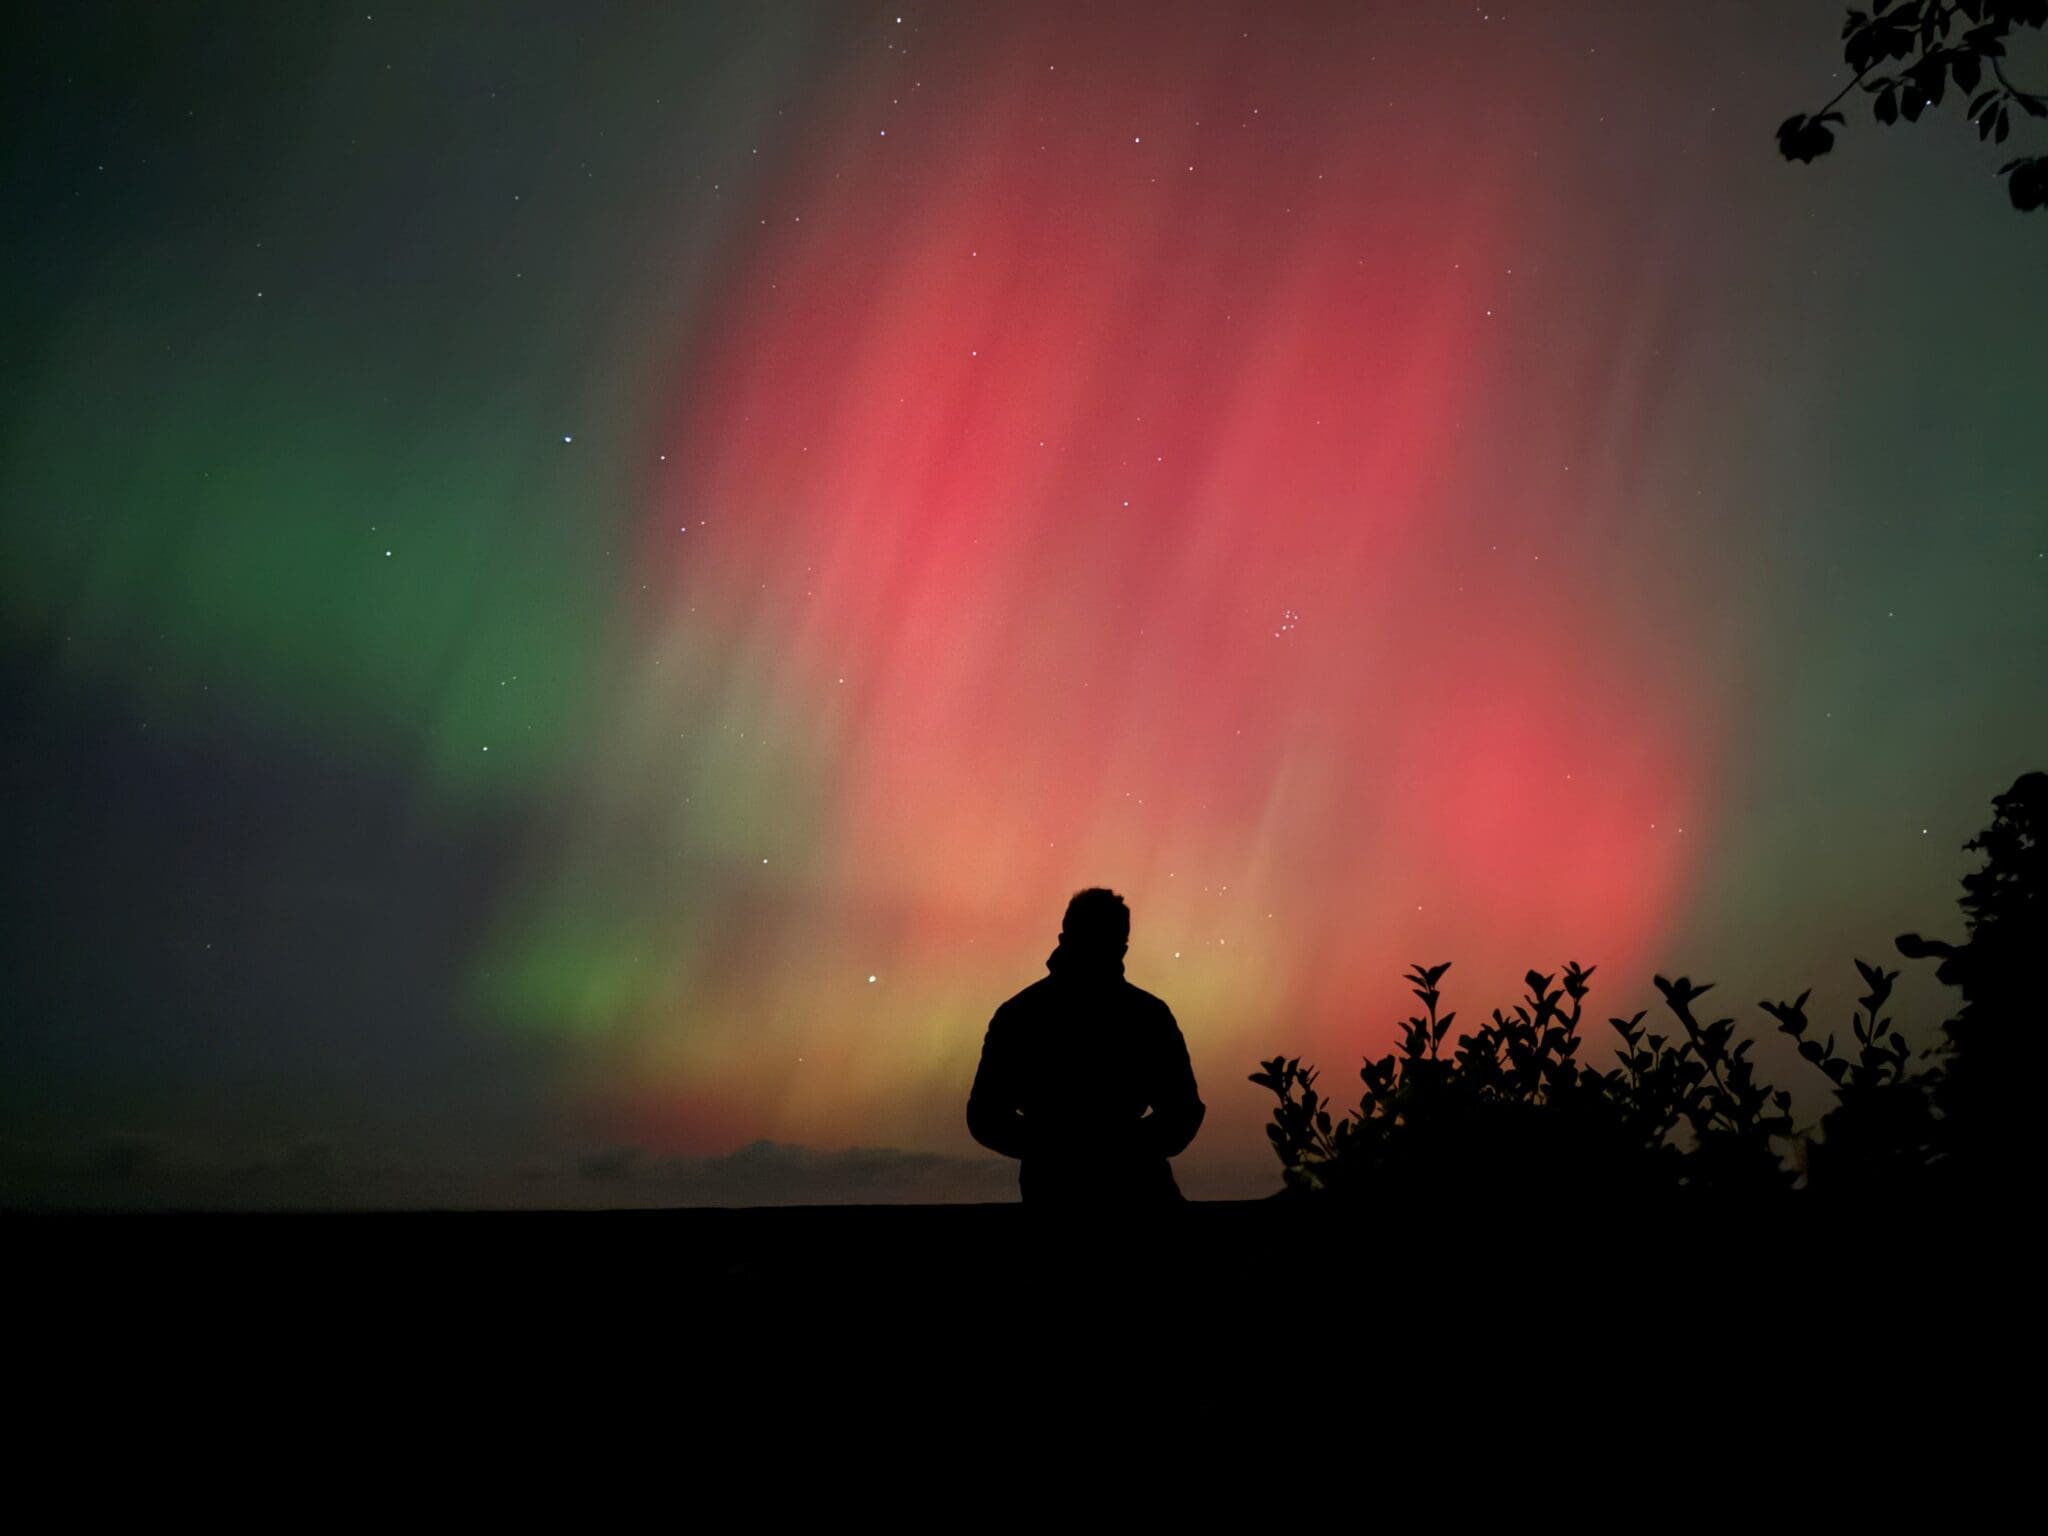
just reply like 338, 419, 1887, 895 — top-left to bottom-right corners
1046, 936, 1126, 982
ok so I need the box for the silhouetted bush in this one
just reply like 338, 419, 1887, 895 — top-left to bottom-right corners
1254, 772, 2042, 1201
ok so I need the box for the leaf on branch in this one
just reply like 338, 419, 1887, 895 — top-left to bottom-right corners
1778, 112, 1840, 162
2005, 156, 2047, 211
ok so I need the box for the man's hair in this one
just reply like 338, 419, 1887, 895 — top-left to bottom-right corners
1061, 887, 1130, 948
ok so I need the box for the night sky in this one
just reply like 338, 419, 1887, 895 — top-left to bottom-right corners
4, 2, 2043, 1208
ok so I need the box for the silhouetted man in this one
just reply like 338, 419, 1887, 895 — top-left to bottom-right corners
967, 887, 1205, 1204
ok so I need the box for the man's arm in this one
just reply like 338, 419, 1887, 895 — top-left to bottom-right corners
966, 1011, 1031, 1161
1137, 1007, 1205, 1159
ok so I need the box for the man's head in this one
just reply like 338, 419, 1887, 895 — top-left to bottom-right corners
1060, 887, 1130, 958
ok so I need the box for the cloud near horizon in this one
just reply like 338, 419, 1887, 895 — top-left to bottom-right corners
0, 1136, 986, 1210
2, 1134, 1285, 1209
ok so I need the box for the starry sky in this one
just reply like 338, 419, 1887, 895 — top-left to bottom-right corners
3, 2, 2044, 1207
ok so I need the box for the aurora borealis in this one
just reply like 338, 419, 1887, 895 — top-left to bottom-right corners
4, 2, 2044, 1206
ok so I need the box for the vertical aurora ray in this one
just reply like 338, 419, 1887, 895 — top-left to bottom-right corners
484, 6, 1721, 1172
5, 4, 2042, 1203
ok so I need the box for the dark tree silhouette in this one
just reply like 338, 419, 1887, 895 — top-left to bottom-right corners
1897, 770, 2046, 1192
1778, 1, 2048, 211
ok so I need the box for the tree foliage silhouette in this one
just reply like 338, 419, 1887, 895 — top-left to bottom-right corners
1255, 772, 2040, 1199
1779, 1, 2048, 211
1896, 770, 2045, 1186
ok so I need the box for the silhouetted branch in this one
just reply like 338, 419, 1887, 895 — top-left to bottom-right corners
1780, 1, 2046, 209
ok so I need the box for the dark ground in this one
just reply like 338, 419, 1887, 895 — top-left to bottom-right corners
14, 1192, 2010, 1319
9, 1197, 2022, 1504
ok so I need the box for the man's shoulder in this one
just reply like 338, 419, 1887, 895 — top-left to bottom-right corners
993, 976, 1061, 1016
1118, 979, 1178, 1023
992, 975, 1177, 1023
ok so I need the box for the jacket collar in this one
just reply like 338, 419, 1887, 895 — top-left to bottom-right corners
1046, 937, 1125, 982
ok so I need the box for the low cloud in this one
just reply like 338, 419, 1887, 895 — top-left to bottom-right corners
1, 1135, 1023, 1210
645, 1140, 1023, 1206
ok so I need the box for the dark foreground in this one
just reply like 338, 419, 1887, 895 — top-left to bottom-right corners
15, 1192, 2012, 1319
9, 1196, 2025, 1500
